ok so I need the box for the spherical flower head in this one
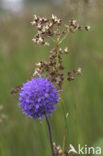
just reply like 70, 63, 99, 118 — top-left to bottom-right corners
18, 77, 60, 119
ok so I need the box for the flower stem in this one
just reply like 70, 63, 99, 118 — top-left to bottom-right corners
45, 116, 55, 156
58, 32, 69, 45
56, 42, 59, 67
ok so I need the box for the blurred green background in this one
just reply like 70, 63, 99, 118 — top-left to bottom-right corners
0, 0, 103, 155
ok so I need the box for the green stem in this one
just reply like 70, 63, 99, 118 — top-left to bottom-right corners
59, 32, 69, 45
56, 42, 59, 67
45, 116, 55, 156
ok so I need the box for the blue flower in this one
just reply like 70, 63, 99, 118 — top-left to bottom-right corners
18, 77, 60, 119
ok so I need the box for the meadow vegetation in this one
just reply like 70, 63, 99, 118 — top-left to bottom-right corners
0, 1, 103, 155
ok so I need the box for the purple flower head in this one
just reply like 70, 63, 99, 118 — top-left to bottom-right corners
18, 77, 60, 119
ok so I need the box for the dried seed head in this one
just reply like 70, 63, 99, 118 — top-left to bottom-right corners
57, 145, 61, 150
52, 14, 58, 22
59, 48, 63, 54
58, 149, 62, 154
32, 38, 36, 43
55, 30, 61, 36
65, 24, 69, 30
57, 19, 62, 26
33, 68, 41, 77
50, 48, 56, 54
68, 72, 72, 75
69, 19, 76, 26
67, 77, 75, 81
45, 42, 49, 46
53, 142, 56, 147
73, 69, 77, 73
50, 69, 56, 75
59, 65, 64, 70
34, 14, 38, 20
38, 37, 43, 42
31, 21, 36, 25
37, 23, 42, 30
62, 30, 66, 35
48, 22, 53, 28
77, 25, 82, 30
31, 14, 89, 88
64, 47, 68, 54
85, 26, 91, 31
36, 62, 41, 67
77, 67, 82, 75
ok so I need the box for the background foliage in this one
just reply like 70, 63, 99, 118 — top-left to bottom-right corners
0, 0, 103, 155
